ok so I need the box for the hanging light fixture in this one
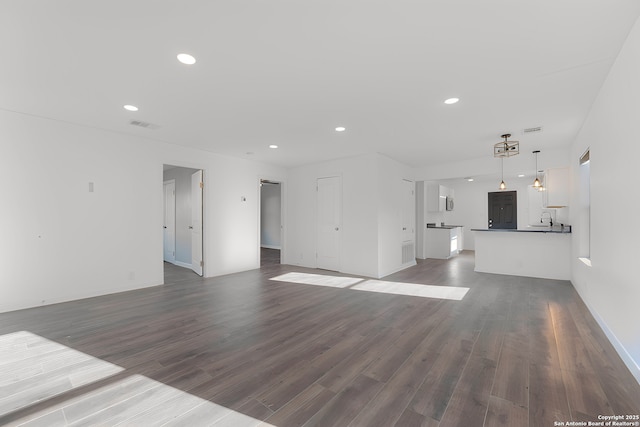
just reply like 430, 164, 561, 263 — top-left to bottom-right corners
532, 150, 542, 189
494, 133, 519, 157
493, 133, 518, 189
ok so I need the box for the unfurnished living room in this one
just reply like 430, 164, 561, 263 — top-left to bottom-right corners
1, 1, 640, 426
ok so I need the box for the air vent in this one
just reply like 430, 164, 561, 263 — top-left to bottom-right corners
523, 126, 543, 134
129, 120, 160, 130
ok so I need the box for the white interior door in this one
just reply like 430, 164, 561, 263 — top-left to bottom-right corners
316, 176, 341, 271
402, 179, 415, 242
163, 180, 176, 263
191, 170, 203, 276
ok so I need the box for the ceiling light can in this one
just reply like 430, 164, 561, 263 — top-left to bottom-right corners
335, 126, 346, 132
444, 98, 459, 104
123, 105, 138, 111
177, 53, 196, 65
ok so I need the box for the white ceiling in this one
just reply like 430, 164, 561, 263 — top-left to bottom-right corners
2, 1, 639, 169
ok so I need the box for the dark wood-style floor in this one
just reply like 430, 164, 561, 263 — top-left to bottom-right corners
261, 248, 281, 267
1, 252, 638, 426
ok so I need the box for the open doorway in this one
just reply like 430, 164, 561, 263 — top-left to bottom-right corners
260, 179, 282, 266
163, 165, 204, 281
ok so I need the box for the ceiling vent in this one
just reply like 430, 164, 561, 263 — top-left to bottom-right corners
129, 120, 160, 130
523, 126, 543, 134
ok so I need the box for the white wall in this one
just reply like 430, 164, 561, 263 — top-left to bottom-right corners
285, 153, 379, 277
163, 167, 199, 265
260, 183, 281, 249
0, 110, 285, 313
569, 16, 640, 383
377, 155, 415, 277
285, 153, 414, 279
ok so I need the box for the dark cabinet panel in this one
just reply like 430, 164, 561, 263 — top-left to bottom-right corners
488, 191, 517, 229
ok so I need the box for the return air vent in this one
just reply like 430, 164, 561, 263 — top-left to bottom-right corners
523, 126, 543, 134
129, 120, 160, 130
402, 242, 415, 264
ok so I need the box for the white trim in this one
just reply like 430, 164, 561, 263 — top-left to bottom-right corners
173, 260, 193, 269
163, 260, 192, 270
163, 164, 206, 278
261, 244, 281, 250
377, 260, 416, 279
163, 179, 176, 264
572, 281, 640, 386
257, 176, 285, 267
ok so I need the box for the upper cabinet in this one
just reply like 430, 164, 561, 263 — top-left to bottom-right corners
543, 167, 569, 208
427, 183, 452, 212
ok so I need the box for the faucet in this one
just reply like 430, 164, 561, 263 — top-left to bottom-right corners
541, 212, 553, 226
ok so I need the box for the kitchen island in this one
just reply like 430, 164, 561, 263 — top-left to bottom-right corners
424, 224, 464, 259
471, 227, 571, 280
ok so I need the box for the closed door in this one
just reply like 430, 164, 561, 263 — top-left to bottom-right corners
163, 181, 176, 262
316, 176, 341, 271
488, 191, 517, 229
191, 170, 203, 276
402, 179, 415, 242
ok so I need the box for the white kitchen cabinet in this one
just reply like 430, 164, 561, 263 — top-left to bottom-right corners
427, 183, 450, 212
543, 167, 569, 208
425, 227, 462, 259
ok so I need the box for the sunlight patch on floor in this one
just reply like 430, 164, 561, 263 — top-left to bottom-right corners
270, 272, 469, 300
0, 330, 124, 419
352, 279, 469, 300
270, 272, 364, 288
0, 331, 274, 426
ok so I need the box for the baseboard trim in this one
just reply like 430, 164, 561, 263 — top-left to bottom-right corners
572, 281, 640, 386
173, 261, 193, 269
164, 260, 193, 270
377, 260, 417, 279
261, 245, 281, 250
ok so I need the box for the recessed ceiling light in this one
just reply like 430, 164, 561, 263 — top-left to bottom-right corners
269, 145, 278, 149
335, 126, 346, 132
518, 174, 526, 178
123, 105, 138, 111
466, 178, 474, 182
177, 53, 196, 65
444, 98, 459, 105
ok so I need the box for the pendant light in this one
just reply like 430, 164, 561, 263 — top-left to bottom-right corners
493, 133, 519, 190
532, 150, 542, 189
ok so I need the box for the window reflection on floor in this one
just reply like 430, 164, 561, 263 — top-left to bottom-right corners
270, 272, 469, 300
0, 331, 274, 426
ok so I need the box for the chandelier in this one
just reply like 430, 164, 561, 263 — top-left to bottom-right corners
494, 133, 519, 158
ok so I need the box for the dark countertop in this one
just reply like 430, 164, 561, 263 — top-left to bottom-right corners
471, 226, 571, 234
427, 224, 464, 230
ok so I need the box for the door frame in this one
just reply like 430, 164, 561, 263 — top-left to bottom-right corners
162, 164, 207, 280
316, 175, 343, 272
163, 179, 176, 263
257, 176, 285, 265
190, 170, 204, 276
